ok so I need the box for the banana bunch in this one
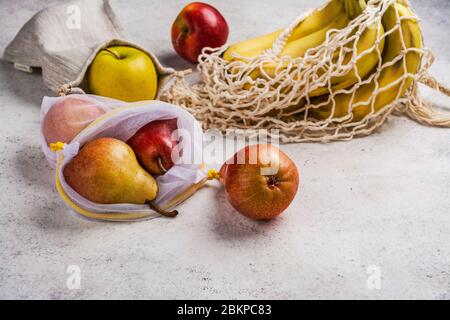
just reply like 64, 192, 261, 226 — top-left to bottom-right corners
311, 0, 422, 121
224, 0, 384, 101
223, 0, 360, 62
223, 0, 422, 122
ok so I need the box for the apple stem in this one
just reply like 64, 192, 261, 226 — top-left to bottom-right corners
103, 48, 120, 59
146, 200, 178, 218
157, 157, 168, 174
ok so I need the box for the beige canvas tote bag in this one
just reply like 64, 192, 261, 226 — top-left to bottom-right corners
2, 0, 174, 98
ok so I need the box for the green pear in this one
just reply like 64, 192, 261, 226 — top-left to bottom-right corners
63, 137, 177, 217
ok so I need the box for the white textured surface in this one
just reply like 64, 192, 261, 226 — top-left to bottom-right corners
0, 0, 449, 299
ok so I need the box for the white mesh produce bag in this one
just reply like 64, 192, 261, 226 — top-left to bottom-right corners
44, 99, 206, 222
40, 94, 126, 166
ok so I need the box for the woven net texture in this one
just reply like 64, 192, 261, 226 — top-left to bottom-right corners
162, 0, 450, 143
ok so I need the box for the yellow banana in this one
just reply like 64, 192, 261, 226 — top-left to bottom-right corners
397, 0, 410, 7
308, 21, 385, 97
343, 0, 366, 19
280, 12, 350, 59
252, 12, 350, 79
310, 2, 422, 122
289, 0, 346, 39
223, 30, 280, 62
223, 0, 345, 62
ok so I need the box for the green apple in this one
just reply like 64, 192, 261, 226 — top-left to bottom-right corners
87, 46, 158, 102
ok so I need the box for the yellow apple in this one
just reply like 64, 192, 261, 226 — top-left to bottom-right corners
87, 46, 158, 102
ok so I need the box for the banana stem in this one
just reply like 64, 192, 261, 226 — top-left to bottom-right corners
146, 200, 178, 218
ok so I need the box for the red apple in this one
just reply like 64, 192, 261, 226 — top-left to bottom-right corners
43, 96, 107, 146
127, 119, 179, 176
219, 144, 299, 220
171, 2, 229, 63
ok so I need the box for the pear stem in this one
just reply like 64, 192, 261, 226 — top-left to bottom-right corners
146, 200, 178, 218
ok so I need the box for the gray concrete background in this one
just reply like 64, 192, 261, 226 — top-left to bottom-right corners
0, 0, 449, 299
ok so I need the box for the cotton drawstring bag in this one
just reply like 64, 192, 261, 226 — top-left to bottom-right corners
44, 98, 207, 222
163, 0, 450, 143
3, 0, 174, 97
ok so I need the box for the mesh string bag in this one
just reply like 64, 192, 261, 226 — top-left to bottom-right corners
162, 0, 450, 143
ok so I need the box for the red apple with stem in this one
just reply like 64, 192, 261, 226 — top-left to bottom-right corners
155, 144, 300, 219
127, 119, 179, 176
219, 144, 300, 220
171, 2, 229, 63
